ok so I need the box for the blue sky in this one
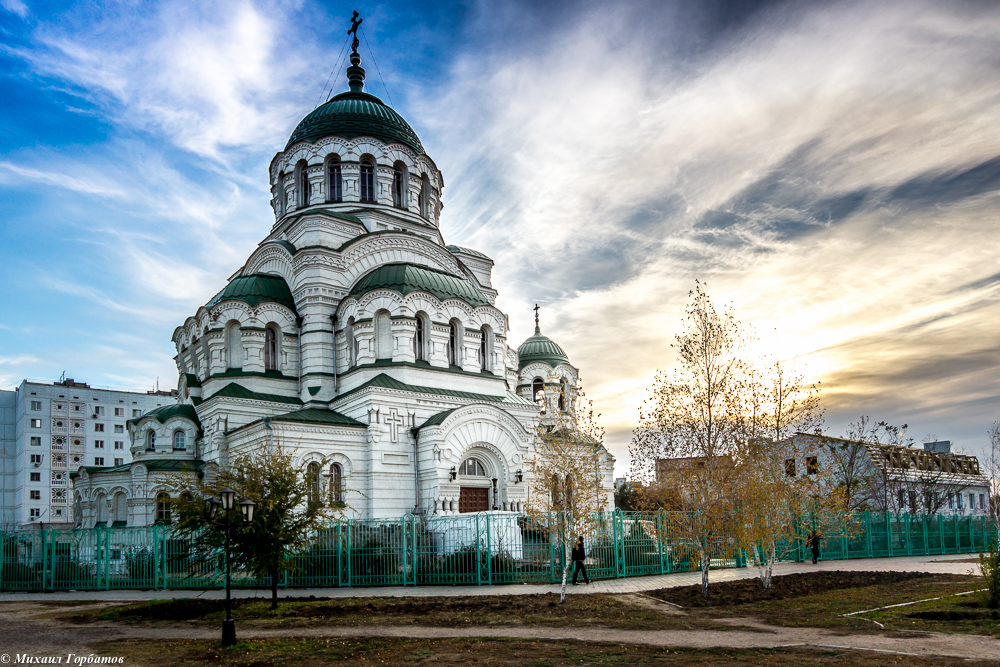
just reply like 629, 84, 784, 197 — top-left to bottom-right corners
2, 0, 1000, 472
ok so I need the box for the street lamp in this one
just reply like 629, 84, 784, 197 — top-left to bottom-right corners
491, 477, 498, 510
203, 489, 256, 647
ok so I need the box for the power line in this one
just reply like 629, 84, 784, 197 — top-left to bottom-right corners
315, 36, 350, 108
360, 25, 394, 108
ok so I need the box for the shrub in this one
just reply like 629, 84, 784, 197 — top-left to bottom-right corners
979, 546, 1000, 609
126, 547, 156, 581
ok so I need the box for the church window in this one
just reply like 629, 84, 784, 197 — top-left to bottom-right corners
95, 493, 107, 525
532, 378, 544, 406
345, 317, 356, 367
155, 492, 171, 524
459, 458, 487, 476
330, 463, 344, 504
226, 320, 243, 369
375, 310, 392, 360
448, 320, 462, 366
480, 325, 493, 373
264, 326, 279, 371
414, 312, 427, 361
392, 161, 407, 208
307, 462, 321, 506
360, 157, 375, 203
173, 430, 186, 451
145, 431, 155, 451
113, 492, 127, 525
327, 156, 343, 202
295, 160, 310, 208
418, 173, 431, 219
559, 378, 567, 412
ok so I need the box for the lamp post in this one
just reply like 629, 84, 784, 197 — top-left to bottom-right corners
203, 488, 255, 647
491, 477, 498, 510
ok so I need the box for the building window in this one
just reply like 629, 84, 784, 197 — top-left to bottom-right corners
30, 419, 41, 428
807, 457, 819, 475
392, 161, 407, 208
327, 157, 343, 202
94, 406, 104, 416
173, 431, 186, 450
114, 458, 124, 466
296, 160, 310, 208
480, 326, 493, 373
307, 462, 321, 505
360, 157, 375, 203
30, 490, 41, 499
226, 320, 243, 369
94, 423, 104, 432
114, 441, 124, 449
414, 313, 427, 361
418, 173, 431, 218
30, 437, 41, 446
30, 400, 42, 411
558, 379, 567, 412
957, 493, 964, 510
785, 459, 796, 477
94, 457, 104, 466
345, 317, 356, 367
459, 458, 487, 476
969, 493, 975, 510
264, 326, 278, 371
448, 321, 461, 366
30, 472, 41, 482
155, 493, 171, 523
114, 407, 124, 417
30, 454, 42, 464
114, 425, 124, 433
30, 508, 40, 519
330, 463, 344, 504
132, 409, 141, 417
980, 493, 986, 511
532, 378, 544, 406
146, 431, 155, 451
375, 310, 392, 360
948, 493, 955, 509
94, 440, 104, 449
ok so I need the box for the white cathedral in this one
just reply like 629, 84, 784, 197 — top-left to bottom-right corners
73, 41, 615, 527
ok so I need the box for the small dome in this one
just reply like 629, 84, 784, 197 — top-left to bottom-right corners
206, 274, 297, 312
349, 262, 488, 307
517, 328, 570, 370
285, 91, 424, 154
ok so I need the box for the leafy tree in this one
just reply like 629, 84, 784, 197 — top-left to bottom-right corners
525, 381, 612, 603
173, 441, 341, 608
614, 481, 642, 511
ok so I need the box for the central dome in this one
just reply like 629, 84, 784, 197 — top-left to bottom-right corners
285, 90, 424, 154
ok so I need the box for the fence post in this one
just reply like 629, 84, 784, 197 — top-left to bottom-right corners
864, 512, 872, 558
922, 514, 929, 555
612, 510, 621, 578
657, 514, 665, 574
905, 513, 911, 556
486, 512, 493, 586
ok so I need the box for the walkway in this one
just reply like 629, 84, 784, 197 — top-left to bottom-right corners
0, 553, 979, 602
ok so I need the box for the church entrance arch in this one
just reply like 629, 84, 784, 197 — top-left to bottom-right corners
456, 450, 499, 513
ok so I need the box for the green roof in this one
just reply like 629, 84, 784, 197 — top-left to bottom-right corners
183, 373, 201, 389
204, 383, 303, 405
338, 373, 529, 405
273, 239, 297, 255
132, 404, 202, 429
71, 458, 206, 479
286, 91, 424, 154
445, 245, 491, 261
206, 274, 296, 312
416, 407, 458, 429
269, 408, 365, 427
517, 326, 570, 370
349, 263, 488, 307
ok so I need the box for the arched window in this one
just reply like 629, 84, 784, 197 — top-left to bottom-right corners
296, 159, 310, 208
307, 462, 321, 505
226, 320, 243, 369
155, 492, 171, 523
113, 492, 127, 525
359, 157, 375, 203
448, 320, 462, 366
277, 171, 287, 216
95, 493, 107, 525
327, 155, 343, 203
532, 378, 544, 405
375, 310, 392, 360
392, 161, 407, 208
414, 312, 427, 361
418, 173, 431, 219
345, 317, 356, 367
330, 463, 344, 504
480, 326, 493, 373
173, 430, 186, 450
559, 379, 568, 412
264, 326, 278, 371
145, 430, 156, 451
459, 458, 487, 476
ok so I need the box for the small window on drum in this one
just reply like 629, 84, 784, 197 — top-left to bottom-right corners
172, 431, 186, 451
459, 458, 487, 476
360, 157, 375, 203
327, 155, 343, 203
155, 493, 171, 524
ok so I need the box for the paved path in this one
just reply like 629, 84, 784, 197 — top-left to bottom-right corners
0, 553, 980, 602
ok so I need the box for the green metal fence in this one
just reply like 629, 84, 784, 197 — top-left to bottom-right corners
1, 510, 996, 592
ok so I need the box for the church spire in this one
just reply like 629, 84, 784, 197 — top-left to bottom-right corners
533, 303, 541, 334
346, 10, 366, 93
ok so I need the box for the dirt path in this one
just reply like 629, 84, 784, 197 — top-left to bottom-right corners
3, 602, 1000, 662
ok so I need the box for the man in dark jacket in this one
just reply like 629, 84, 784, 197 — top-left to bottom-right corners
571, 535, 590, 585
808, 529, 822, 564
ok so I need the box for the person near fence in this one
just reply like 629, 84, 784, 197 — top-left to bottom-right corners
571, 535, 590, 585
808, 529, 822, 564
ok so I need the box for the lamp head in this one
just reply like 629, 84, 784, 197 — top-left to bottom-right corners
239, 499, 255, 523
203, 496, 220, 521
220, 488, 237, 511
449, 466, 456, 481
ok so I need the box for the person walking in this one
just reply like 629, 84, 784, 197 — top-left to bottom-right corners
571, 535, 590, 585
808, 529, 822, 564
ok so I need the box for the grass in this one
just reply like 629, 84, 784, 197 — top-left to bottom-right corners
91, 637, 1000, 667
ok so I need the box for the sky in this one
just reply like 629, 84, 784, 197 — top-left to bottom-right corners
1, 0, 999, 474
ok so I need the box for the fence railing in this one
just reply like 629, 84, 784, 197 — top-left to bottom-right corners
1, 510, 996, 592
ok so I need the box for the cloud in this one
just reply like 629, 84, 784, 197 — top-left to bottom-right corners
1, 0, 28, 18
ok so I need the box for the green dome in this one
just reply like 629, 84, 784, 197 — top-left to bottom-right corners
286, 91, 424, 154
206, 274, 297, 313
349, 262, 488, 307
517, 329, 570, 370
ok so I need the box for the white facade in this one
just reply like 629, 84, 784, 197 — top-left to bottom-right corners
0, 380, 176, 528
72, 49, 614, 525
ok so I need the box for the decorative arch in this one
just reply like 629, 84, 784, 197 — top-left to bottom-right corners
225, 319, 243, 369
374, 309, 392, 360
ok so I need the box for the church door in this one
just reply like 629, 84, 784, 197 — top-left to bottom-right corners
459, 487, 489, 513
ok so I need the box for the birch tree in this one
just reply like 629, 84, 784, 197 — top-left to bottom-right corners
986, 419, 1000, 538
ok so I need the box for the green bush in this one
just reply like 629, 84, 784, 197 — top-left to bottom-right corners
53, 558, 95, 587
126, 547, 156, 581
979, 546, 1000, 609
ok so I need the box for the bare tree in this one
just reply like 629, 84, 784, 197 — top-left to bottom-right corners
985, 420, 1000, 537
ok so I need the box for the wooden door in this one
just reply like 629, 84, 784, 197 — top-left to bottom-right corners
459, 487, 490, 513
